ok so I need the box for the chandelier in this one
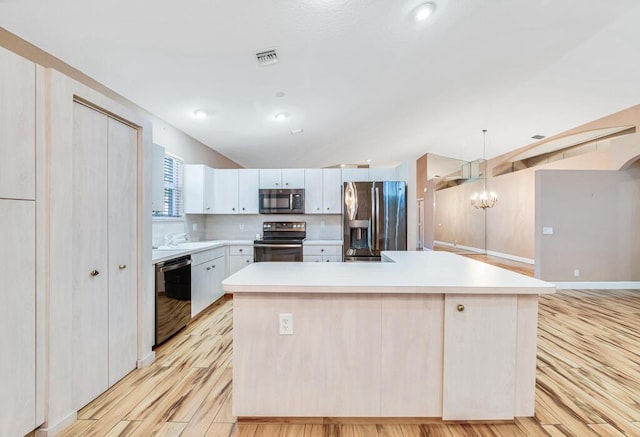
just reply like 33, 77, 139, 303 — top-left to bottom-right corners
470, 129, 498, 209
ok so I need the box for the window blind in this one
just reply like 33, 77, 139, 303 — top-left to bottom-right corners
153, 154, 184, 218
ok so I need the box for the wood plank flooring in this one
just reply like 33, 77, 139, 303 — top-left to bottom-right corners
58, 267, 640, 436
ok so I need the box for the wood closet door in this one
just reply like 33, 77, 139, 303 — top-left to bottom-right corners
72, 102, 109, 409
107, 117, 138, 385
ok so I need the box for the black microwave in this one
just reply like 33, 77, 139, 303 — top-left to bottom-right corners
259, 189, 305, 214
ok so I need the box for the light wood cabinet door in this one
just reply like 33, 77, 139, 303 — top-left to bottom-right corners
72, 102, 110, 409
72, 103, 138, 409
0, 47, 35, 200
238, 169, 259, 214
442, 295, 518, 420
0, 199, 36, 437
304, 169, 323, 214
322, 168, 342, 214
107, 118, 137, 386
213, 169, 239, 214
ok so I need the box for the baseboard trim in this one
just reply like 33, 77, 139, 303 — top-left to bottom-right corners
35, 411, 77, 437
237, 416, 514, 425
552, 281, 640, 290
137, 350, 156, 368
434, 241, 534, 264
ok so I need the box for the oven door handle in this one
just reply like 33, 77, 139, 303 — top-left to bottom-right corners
159, 259, 192, 272
254, 243, 302, 248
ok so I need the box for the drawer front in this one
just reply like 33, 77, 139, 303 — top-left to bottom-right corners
229, 245, 253, 256
303, 245, 342, 256
323, 255, 342, 263
303, 255, 323, 263
192, 247, 225, 265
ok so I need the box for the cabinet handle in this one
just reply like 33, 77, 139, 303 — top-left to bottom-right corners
119, 264, 127, 270
457, 304, 465, 312
90, 270, 100, 277
206, 207, 211, 211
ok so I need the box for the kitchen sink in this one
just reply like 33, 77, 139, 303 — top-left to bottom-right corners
153, 241, 222, 251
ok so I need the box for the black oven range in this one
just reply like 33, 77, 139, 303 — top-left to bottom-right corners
253, 221, 306, 262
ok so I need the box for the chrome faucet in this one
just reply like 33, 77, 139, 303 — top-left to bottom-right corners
164, 232, 188, 247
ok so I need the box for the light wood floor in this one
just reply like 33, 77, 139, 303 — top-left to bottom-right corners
58, 267, 640, 436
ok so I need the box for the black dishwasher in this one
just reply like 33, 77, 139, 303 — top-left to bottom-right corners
155, 255, 191, 347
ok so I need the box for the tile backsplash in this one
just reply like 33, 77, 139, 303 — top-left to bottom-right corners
153, 214, 342, 246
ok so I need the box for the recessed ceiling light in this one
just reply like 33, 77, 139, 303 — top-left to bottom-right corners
366, 159, 371, 163
290, 128, 304, 135
193, 109, 209, 119
411, 2, 436, 22
275, 91, 286, 98
274, 113, 289, 121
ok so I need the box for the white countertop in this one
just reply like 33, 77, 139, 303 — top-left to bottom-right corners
152, 239, 342, 264
222, 251, 555, 294
303, 240, 343, 245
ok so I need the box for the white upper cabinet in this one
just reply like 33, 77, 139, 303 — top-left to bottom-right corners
151, 143, 165, 213
213, 169, 239, 214
282, 169, 305, 188
322, 168, 342, 214
341, 168, 369, 183
304, 169, 323, 214
0, 47, 36, 200
368, 167, 397, 182
238, 169, 259, 214
184, 165, 216, 214
305, 168, 342, 214
259, 169, 304, 189
259, 169, 282, 189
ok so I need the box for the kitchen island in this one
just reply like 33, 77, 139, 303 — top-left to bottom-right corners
223, 251, 555, 421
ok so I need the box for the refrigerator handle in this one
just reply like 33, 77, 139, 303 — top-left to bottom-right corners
370, 185, 376, 253
368, 218, 373, 255
375, 186, 380, 251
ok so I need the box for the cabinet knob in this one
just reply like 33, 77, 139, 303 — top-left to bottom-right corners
211, 265, 216, 268
239, 248, 243, 252
245, 259, 250, 263
232, 208, 235, 211
207, 267, 211, 271
206, 207, 211, 211
317, 207, 320, 211
285, 182, 289, 186
325, 259, 330, 262
90, 270, 100, 277
275, 182, 279, 186
457, 304, 465, 312
326, 207, 330, 210
119, 264, 127, 270
242, 207, 245, 211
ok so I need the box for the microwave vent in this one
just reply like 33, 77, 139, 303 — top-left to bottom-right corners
256, 49, 279, 66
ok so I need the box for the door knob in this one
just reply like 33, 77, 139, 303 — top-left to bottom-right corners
90, 270, 100, 277
119, 264, 127, 270
457, 304, 465, 312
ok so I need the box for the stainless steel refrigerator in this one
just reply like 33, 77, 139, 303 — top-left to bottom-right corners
343, 181, 407, 261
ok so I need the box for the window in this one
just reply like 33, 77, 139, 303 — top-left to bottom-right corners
153, 154, 184, 218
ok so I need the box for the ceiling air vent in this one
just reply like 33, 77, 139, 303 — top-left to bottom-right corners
531, 134, 545, 140
255, 49, 278, 66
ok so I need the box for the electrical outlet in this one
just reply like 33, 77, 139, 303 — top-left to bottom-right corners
574, 269, 580, 277
240, 222, 244, 230
279, 313, 293, 335
192, 223, 198, 231
320, 220, 325, 228
543, 227, 553, 235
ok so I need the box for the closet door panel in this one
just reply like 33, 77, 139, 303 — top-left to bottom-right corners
72, 102, 109, 409
107, 117, 138, 385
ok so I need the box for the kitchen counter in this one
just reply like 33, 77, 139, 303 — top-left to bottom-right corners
223, 250, 554, 294
152, 240, 253, 264
229, 251, 555, 421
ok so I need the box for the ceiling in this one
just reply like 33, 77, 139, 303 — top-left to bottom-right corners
2, 0, 640, 168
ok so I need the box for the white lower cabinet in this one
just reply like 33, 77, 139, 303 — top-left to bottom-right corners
191, 247, 226, 317
228, 245, 254, 275
303, 244, 343, 262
